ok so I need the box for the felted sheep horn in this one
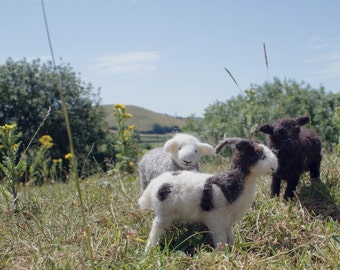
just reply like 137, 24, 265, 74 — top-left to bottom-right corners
215, 137, 244, 154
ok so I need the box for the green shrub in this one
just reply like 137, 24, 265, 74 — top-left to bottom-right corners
0, 123, 27, 208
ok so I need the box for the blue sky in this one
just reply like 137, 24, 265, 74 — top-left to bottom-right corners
1, 0, 340, 117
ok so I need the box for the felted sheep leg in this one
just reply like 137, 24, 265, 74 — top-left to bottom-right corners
207, 223, 228, 247
309, 160, 321, 180
283, 177, 299, 200
141, 178, 149, 191
270, 176, 281, 198
145, 218, 166, 251
226, 227, 235, 245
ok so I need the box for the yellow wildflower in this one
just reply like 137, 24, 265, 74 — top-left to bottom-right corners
123, 129, 131, 141
64, 153, 73, 160
53, 158, 62, 163
123, 113, 133, 119
39, 135, 52, 143
1, 123, 17, 131
113, 104, 126, 110
45, 142, 53, 148
39, 135, 54, 149
129, 161, 134, 167
128, 125, 135, 130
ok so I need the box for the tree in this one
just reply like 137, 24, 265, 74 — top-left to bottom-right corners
183, 78, 340, 147
0, 58, 111, 177
150, 124, 181, 134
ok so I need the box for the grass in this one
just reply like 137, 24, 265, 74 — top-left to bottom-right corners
139, 134, 171, 149
0, 153, 339, 269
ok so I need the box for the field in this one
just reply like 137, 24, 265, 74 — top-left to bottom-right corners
139, 133, 171, 149
0, 153, 339, 269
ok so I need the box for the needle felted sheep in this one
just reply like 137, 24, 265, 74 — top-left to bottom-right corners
259, 116, 322, 200
138, 138, 278, 250
138, 133, 214, 191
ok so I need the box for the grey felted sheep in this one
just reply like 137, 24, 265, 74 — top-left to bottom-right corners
138, 133, 214, 191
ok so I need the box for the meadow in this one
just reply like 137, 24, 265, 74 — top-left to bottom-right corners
0, 152, 339, 269
2, 7, 339, 269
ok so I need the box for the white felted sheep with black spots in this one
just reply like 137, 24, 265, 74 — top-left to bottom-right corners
138, 138, 278, 251
138, 133, 214, 191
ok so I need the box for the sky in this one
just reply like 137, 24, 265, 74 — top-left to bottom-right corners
1, 0, 340, 117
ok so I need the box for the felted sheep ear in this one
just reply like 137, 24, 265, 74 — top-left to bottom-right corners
164, 138, 179, 153
197, 143, 215, 156
259, 124, 274, 135
235, 140, 252, 152
296, 116, 310, 126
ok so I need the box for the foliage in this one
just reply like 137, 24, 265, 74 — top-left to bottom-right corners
28, 135, 54, 185
0, 58, 110, 177
147, 124, 181, 134
109, 104, 139, 174
0, 123, 27, 207
0, 153, 339, 269
183, 78, 340, 147
27, 134, 77, 185
51, 157, 63, 182
0, 124, 73, 208
334, 107, 340, 153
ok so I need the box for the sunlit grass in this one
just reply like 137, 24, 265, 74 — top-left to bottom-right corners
0, 153, 339, 269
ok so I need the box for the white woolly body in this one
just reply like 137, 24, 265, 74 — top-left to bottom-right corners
138, 143, 278, 250
139, 170, 257, 225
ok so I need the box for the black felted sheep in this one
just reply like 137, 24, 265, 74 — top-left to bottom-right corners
259, 116, 322, 200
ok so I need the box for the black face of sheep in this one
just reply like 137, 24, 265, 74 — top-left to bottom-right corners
259, 116, 322, 200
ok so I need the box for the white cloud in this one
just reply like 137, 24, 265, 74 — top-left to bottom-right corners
311, 62, 340, 80
306, 36, 340, 50
90, 51, 161, 75
305, 52, 340, 64
304, 36, 340, 81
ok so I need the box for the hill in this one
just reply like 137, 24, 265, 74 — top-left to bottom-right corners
102, 105, 187, 132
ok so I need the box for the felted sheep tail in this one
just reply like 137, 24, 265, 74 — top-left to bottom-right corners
138, 189, 153, 210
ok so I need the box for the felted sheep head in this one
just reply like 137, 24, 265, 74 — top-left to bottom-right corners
164, 133, 214, 169
215, 137, 278, 176
259, 116, 310, 153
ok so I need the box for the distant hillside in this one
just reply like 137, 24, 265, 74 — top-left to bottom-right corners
102, 105, 187, 132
